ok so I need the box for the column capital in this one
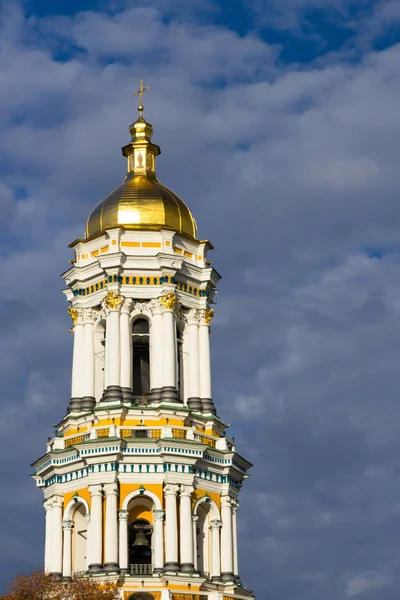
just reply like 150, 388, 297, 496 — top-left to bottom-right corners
180, 485, 194, 497
149, 298, 163, 315
62, 519, 74, 530
103, 482, 119, 496
192, 515, 199, 524
52, 495, 64, 508
89, 484, 103, 497
103, 290, 124, 312
164, 483, 180, 496
210, 519, 222, 530
82, 307, 96, 324
43, 498, 53, 511
160, 291, 179, 312
153, 509, 165, 521
221, 495, 233, 508
186, 308, 200, 325
118, 509, 129, 521
121, 298, 133, 314
199, 307, 215, 326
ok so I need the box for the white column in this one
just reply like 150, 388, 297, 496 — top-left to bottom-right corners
210, 519, 222, 581
62, 520, 74, 579
86, 514, 92, 569
192, 515, 198, 572
220, 496, 234, 581
70, 309, 85, 407
232, 501, 239, 579
164, 484, 180, 571
160, 294, 179, 402
150, 301, 163, 400
87, 485, 103, 573
199, 310, 213, 413
186, 310, 202, 411
52, 496, 63, 576
44, 499, 52, 573
103, 293, 123, 402
179, 485, 194, 573
104, 483, 119, 572
120, 299, 133, 401
82, 309, 95, 409
118, 509, 129, 574
153, 509, 165, 574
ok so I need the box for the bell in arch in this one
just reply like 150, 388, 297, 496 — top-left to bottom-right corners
133, 527, 150, 548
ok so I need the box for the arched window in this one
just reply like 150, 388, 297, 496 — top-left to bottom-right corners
132, 319, 150, 396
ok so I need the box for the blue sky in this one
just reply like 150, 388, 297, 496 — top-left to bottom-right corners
1, 1, 400, 598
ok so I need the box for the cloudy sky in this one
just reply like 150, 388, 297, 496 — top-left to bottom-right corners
1, 0, 400, 598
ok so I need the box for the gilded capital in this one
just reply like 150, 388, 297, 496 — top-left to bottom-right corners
205, 308, 215, 325
104, 290, 124, 310
67, 306, 78, 324
160, 291, 178, 311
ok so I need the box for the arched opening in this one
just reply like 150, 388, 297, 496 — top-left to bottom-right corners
132, 318, 150, 397
196, 503, 211, 577
128, 594, 155, 600
72, 503, 87, 574
127, 497, 154, 575
94, 319, 106, 401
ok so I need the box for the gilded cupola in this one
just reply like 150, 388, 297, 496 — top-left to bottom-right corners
85, 81, 197, 240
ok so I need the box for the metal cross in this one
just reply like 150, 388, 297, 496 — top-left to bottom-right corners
134, 79, 149, 118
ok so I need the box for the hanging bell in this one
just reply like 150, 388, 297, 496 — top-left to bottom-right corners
133, 528, 149, 548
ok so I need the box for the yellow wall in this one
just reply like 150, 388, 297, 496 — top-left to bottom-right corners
63, 487, 91, 510
119, 483, 163, 509
192, 488, 220, 510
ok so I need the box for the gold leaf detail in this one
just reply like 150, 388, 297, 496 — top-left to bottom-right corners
67, 306, 78, 324
160, 291, 178, 311
104, 290, 124, 310
205, 308, 214, 325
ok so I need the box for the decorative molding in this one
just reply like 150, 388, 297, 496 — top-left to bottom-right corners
209, 519, 222, 530
118, 509, 129, 521
62, 519, 74, 530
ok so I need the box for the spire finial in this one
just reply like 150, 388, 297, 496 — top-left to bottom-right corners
134, 79, 149, 120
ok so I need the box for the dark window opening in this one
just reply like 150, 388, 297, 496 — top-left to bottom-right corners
132, 319, 150, 396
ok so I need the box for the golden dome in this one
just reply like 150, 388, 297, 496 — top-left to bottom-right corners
85, 173, 197, 239
85, 84, 197, 240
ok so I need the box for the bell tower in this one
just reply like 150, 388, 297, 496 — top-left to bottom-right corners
32, 83, 254, 600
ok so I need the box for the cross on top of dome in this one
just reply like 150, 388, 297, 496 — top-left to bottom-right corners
134, 79, 149, 121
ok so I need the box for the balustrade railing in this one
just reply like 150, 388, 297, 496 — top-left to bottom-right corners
64, 434, 90, 448
194, 433, 216, 448
129, 564, 153, 576
171, 428, 186, 439
120, 428, 162, 439
96, 428, 109, 438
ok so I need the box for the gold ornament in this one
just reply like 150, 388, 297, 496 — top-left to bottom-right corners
104, 290, 124, 310
205, 308, 215, 325
67, 306, 78, 324
160, 291, 178, 311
